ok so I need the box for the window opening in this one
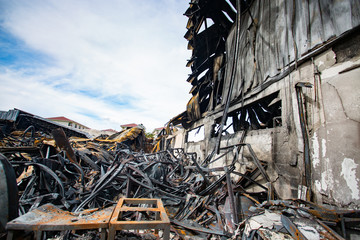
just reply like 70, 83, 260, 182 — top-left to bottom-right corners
211, 91, 282, 137
187, 126, 205, 142
211, 116, 234, 137
205, 18, 214, 27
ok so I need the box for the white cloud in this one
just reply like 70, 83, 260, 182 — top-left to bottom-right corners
0, 0, 192, 131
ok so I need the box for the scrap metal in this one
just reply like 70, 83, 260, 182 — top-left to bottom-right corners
0, 114, 359, 239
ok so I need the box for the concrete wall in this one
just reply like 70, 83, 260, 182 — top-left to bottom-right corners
310, 53, 360, 208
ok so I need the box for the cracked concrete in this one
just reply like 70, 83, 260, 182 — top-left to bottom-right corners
311, 64, 360, 208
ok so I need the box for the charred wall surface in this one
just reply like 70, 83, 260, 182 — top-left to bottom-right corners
176, 0, 360, 208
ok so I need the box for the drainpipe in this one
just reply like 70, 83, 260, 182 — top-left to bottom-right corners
295, 82, 313, 201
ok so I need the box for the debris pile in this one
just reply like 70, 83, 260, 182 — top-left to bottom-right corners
1, 117, 359, 239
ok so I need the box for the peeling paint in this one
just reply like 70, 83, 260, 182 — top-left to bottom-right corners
314, 49, 336, 72
314, 180, 322, 194
321, 158, 333, 194
312, 133, 320, 168
340, 158, 360, 199
321, 162, 329, 193
314, 158, 334, 196
321, 139, 326, 158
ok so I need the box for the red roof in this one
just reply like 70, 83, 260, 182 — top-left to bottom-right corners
101, 129, 117, 132
47, 116, 73, 122
121, 123, 137, 128
47, 116, 89, 129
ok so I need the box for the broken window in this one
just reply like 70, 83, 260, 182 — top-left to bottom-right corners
186, 125, 204, 142
211, 116, 235, 137
212, 91, 281, 137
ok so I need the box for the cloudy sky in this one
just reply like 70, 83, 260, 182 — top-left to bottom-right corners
0, 0, 191, 132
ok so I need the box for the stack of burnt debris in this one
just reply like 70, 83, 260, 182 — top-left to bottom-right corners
0, 110, 359, 239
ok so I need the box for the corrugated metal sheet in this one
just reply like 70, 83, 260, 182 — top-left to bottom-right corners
222, 0, 360, 104
0, 109, 20, 122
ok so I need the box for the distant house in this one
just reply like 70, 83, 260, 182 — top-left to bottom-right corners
120, 123, 138, 130
46, 116, 89, 130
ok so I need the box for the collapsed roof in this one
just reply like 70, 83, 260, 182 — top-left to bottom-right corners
0, 109, 90, 139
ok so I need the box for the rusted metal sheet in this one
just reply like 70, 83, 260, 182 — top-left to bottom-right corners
7, 204, 113, 230
6, 204, 113, 240
6, 198, 171, 240
281, 215, 308, 240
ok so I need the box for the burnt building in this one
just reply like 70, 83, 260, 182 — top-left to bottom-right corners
165, 0, 360, 208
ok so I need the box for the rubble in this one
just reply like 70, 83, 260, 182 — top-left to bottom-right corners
1, 118, 359, 239
1, 0, 360, 237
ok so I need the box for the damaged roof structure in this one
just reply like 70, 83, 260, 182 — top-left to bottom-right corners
1, 0, 360, 239
0, 109, 90, 139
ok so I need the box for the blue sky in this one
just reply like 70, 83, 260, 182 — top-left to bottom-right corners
0, 0, 191, 131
